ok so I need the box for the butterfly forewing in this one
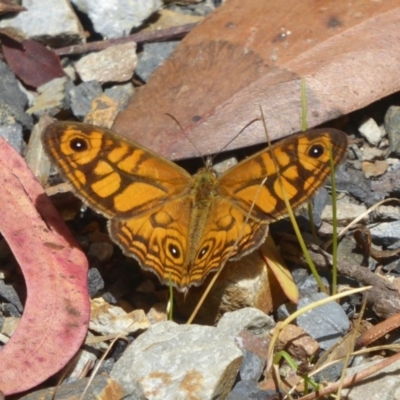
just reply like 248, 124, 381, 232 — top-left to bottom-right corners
43, 122, 191, 219
218, 129, 348, 224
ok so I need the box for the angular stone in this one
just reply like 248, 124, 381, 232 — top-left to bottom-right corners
0, 60, 32, 128
89, 297, 151, 336
341, 359, 400, 400
110, 321, 242, 399
0, 0, 85, 47
69, 80, 102, 118
19, 375, 125, 400
75, 43, 138, 83
136, 41, 179, 82
359, 118, 384, 146
0, 124, 24, 154
72, 0, 162, 39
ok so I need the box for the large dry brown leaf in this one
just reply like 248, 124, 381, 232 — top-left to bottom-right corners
0, 138, 89, 395
113, 0, 400, 160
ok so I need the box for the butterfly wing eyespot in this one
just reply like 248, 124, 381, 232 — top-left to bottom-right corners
69, 137, 89, 152
308, 143, 324, 158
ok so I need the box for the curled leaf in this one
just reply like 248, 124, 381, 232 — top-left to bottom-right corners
0, 137, 89, 395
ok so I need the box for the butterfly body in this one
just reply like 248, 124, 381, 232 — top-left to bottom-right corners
42, 121, 348, 292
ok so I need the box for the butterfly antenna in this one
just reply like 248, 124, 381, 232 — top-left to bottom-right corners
164, 113, 206, 163
210, 118, 260, 163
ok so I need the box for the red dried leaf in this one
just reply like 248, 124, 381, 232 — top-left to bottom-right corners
0, 137, 89, 396
113, 0, 400, 160
1, 36, 65, 88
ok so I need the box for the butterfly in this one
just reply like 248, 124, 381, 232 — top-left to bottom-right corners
42, 121, 348, 292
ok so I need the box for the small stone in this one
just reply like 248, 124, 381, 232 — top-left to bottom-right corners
217, 307, 275, 339
87, 267, 105, 297
0, 0, 85, 47
371, 164, 400, 195
359, 118, 384, 146
84, 94, 120, 128
19, 375, 125, 400
341, 358, 400, 400
370, 221, 400, 246
385, 105, 400, 156
90, 297, 151, 336
1, 317, 20, 338
335, 165, 384, 207
105, 82, 135, 110
375, 205, 400, 221
0, 60, 32, 128
0, 124, 24, 154
72, 0, 162, 39
69, 80, 103, 119
277, 324, 320, 360
0, 281, 23, 313
239, 350, 265, 381
27, 77, 71, 117
297, 274, 330, 297
110, 321, 242, 399
75, 42, 138, 83
361, 145, 387, 161
3, 303, 21, 318
147, 302, 168, 324
294, 292, 350, 350
88, 242, 114, 262
64, 349, 97, 382
321, 201, 368, 225
362, 160, 388, 178
136, 41, 180, 82
227, 380, 274, 400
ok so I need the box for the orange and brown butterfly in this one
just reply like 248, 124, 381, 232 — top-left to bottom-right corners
42, 121, 348, 292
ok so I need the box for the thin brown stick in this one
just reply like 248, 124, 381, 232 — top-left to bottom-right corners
54, 23, 198, 56
297, 351, 400, 400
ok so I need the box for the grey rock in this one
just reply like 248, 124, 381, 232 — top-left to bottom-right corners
0, 60, 32, 129
295, 292, 350, 350
370, 221, 400, 246
27, 77, 72, 117
341, 358, 400, 400
69, 81, 102, 119
227, 380, 274, 400
311, 187, 328, 227
87, 268, 105, 297
313, 360, 344, 383
335, 165, 384, 207
72, 0, 162, 39
3, 303, 21, 318
0, 124, 24, 154
0, 281, 23, 313
75, 43, 138, 83
110, 321, 243, 400
297, 274, 330, 297
136, 41, 180, 82
239, 350, 265, 381
217, 307, 275, 339
385, 105, 400, 156
105, 82, 135, 111
0, 0, 85, 47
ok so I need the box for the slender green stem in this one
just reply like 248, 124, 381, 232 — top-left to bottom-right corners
329, 146, 338, 295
